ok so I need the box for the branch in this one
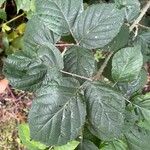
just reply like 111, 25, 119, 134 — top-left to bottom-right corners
55, 43, 75, 47
130, 1, 150, 32
60, 70, 92, 81
92, 51, 114, 81
126, 23, 150, 30
0, 13, 25, 28
137, 23, 150, 30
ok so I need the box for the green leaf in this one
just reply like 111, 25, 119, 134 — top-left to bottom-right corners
82, 127, 100, 146
139, 120, 150, 131
15, 0, 35, 13
0, 9, 6, 20
73, 4, 124, 49
18, 123, 47, 150
122, 107, 138, 133
112, 46, 143, 83
35, 0, 83, 35
133, 93, 150, 131
103, 24, 129, 51
11, 36, 24, 50
29, 78, 86, 146
64, 46, 96, 81
24, 15, 60, 50
116, 69, 147, 96
54, 141, 80, 150
115, 0, 140, 22
100, 140, 127, 150
61, 34, 76, 44
136, 32, 150, 49
3, 43, 63, 92
135, 31, 150, 62
84, 81, 125, 140
125, 127, 150, 150
77, 140, 99, 150
27, 0, 36, 19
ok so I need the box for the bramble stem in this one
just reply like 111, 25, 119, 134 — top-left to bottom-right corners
92, 51, 114, 81
55, 43, 75, 47
130, 1, 150, 32
137, 23, 150, 30
60, 70, 92, 81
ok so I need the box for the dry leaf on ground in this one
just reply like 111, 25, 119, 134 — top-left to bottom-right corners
0, 78, 9, 93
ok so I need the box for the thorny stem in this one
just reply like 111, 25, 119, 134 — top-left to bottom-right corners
92, 51, 114, 81
130, 0, 150, 32
60, 70, 92, 81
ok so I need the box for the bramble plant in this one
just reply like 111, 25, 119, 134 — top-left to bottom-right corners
3, 0, 150, 149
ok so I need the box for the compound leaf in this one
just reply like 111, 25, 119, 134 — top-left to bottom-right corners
29, 78, 86, 146
73, 4, 124, 49
84, 81, 125, 140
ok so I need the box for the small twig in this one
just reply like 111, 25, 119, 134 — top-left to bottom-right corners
49, 146, 54, 150
7, 86, 17, 101
0, 13, 25, 28
130, 1, 150, 32
61, 47, 67, 57
6, 86, 18, 111
92, 51, 114, 81
60, 70, 92, 81
134, 25, 139, 37
6, 111, 18, 120
137, 23, 150, 30
17, 93, 26, 100
55, 43, 75, 47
